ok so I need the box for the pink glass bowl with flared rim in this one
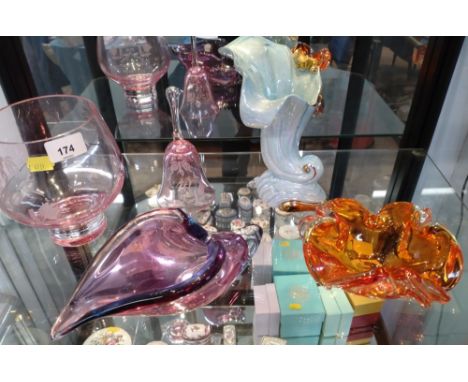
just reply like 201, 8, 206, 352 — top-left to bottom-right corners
97, 36, 170, 110
0, 95, 125, 247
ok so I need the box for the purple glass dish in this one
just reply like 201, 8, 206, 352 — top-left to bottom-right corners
114, 231, 250, 317
51, 208, 254, 339
172, 39, 241, 108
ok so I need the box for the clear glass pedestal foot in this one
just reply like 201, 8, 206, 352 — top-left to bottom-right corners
50, 214, 107, 247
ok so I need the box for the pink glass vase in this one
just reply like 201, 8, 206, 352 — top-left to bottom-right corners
157, 87, 216, 213
97, 36, 170, 111
0, 95, 125, 247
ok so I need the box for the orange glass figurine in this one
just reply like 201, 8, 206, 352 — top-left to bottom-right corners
291, 43, 331, 73
291, 42, 329, 116
280, 198, 464, 307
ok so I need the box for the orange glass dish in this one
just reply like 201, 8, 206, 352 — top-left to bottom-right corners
280, 199, 464, 307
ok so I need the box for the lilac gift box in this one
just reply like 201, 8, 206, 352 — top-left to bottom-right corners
253, 283, 280, 344
252, 233, 273, 286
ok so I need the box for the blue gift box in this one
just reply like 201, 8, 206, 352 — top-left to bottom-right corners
319, 287, 341, 338
272, 239, 308, 276
285, 336, 320, 345
274, 274, 325, 338
318, 336, 336, 345
333, 287, 354, 344
318, 287, 354, 344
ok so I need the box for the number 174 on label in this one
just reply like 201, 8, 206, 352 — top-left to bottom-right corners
44, 132, 87, 163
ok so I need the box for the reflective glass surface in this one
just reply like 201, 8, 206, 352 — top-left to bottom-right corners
0, 149, 466, 344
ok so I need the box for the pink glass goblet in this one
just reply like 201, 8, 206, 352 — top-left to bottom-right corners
0, 95, 125, 247
97, 36, 170, 112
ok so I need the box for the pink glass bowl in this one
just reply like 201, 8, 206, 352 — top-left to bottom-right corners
51, 208, 253, 339
0, 95, 125, 247
97, 36, 170, 111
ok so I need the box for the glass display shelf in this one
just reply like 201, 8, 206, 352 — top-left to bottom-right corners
0, 149, 466, 345
81, 66, 404, 144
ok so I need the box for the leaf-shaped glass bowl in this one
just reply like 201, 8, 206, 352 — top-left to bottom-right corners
51, 208, 253, 339
280, 199, 464, 307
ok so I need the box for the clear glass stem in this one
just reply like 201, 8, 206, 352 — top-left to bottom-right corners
50, 213, 107, 247
124, 87, 158, 112
165, 86, 184, 139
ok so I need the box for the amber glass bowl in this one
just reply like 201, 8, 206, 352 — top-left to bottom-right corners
280, 198, 464, 307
